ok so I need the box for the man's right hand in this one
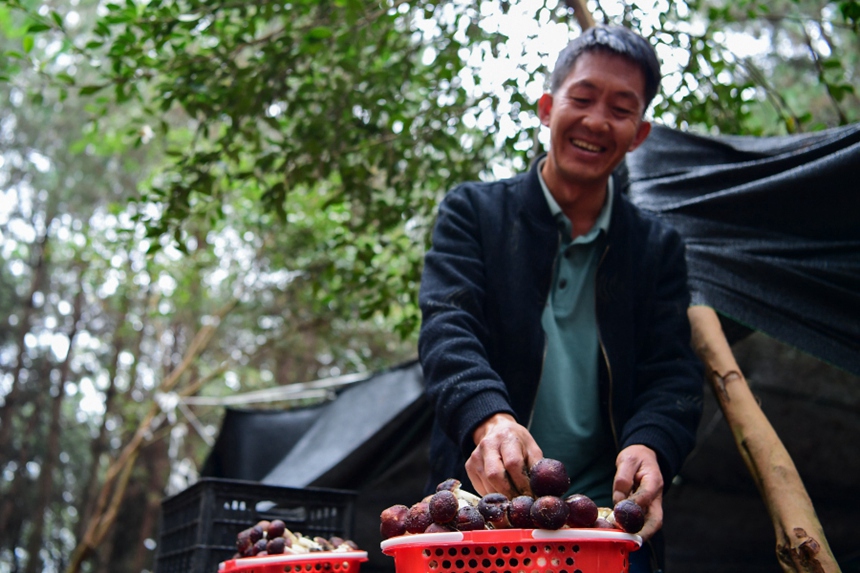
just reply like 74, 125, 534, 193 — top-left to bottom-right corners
466, 413, 544, 498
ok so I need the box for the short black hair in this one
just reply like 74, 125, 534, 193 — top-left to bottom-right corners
549, 25, 662, 111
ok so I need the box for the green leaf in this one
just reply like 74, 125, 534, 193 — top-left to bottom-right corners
79, 83, 108, 95
840, 0, 860, 22
51, 11, 64, 28
57, 72, 76, 85
306, 26, 333, 41
22, 35, 33, 53
828, 83, 855, 101
28, 22, 51, 33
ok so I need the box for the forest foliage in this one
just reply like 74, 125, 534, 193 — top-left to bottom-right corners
0, 0, 857, 571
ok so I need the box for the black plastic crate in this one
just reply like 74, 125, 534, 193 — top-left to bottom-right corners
154, 478, 357, 573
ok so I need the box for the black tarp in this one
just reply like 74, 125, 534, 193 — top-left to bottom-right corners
199, 405, 326, 481
625, 123, 860, 375
260, 361, 426, 489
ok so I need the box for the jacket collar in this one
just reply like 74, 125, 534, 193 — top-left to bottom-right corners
521, 152, 629, 236
520, 153, 557, 230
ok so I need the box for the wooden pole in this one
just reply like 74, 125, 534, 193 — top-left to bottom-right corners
688, 306, 840, 572
564, 0, 596, 30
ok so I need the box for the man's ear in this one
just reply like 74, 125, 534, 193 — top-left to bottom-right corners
538, 93, 553, 127
628, 120, 651, 152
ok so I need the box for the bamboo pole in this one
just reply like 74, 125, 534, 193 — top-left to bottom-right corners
688, 306, 840, 572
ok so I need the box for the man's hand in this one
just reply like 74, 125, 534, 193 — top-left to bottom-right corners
613, 444, 664, 540
466, 413, 543, 498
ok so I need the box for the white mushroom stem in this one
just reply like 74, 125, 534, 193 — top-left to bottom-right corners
454, 488, 482, 507
296, 536, 323, 552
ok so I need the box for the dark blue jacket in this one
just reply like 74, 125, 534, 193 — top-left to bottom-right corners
418, 156, 704, 492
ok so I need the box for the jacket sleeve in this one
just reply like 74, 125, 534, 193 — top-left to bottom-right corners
418, 186, 517, 457
619, 225, 704, 482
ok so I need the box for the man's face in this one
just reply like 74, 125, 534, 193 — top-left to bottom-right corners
539, 51, 651, 193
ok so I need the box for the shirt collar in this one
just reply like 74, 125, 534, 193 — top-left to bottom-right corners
537, 158, 613, 237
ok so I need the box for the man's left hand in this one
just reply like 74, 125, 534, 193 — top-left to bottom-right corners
612, 444, 664, 541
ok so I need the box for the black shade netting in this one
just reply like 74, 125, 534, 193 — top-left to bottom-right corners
624, 123, 860, 376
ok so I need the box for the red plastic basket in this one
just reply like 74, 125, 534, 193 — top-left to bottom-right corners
218, 551, 368, 573
380, 529, 641, 573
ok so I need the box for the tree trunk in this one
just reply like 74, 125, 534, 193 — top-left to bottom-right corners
0, 228, 52, 546
0, 229, 50, 453
75, 295, 133, 542
0, 352, 52, 549
24, 278, 85, 573
130, 436, 170, 573
688, 306, 840, 573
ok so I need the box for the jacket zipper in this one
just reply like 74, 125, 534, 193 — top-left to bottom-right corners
527, 230, 561, 431
596, 243, 619, 451
597, 239, 656, 567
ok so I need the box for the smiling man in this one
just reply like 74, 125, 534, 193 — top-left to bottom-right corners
418, 26, 703, 573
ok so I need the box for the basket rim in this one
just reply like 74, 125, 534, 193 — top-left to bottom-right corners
380, 528, 642, 554
219, 550, 368, 571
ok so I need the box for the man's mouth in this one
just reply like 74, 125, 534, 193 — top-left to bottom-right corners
571, 138, 603, 152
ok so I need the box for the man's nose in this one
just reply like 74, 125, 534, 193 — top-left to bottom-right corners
581, 104, 610, 132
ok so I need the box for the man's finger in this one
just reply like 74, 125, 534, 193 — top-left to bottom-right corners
499, 441, 531, 496
466, 448, 490, 496
628, 474, 659, 509
613, 459, 637, 503
477, 445, 519, 497
628, 459, 663, 508
636, 496, 663, 541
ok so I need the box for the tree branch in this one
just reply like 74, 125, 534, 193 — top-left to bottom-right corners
64, 298, 239, 573
801, 24, 849, 125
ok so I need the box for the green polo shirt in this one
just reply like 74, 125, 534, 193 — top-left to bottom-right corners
528, 161, 617, 506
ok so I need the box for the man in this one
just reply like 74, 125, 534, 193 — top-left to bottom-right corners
418, 26, 703, 571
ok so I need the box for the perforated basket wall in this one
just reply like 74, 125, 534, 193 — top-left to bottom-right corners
155, 478, 356, 573
380, 530, 641, 573
218, 551, 368, 573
